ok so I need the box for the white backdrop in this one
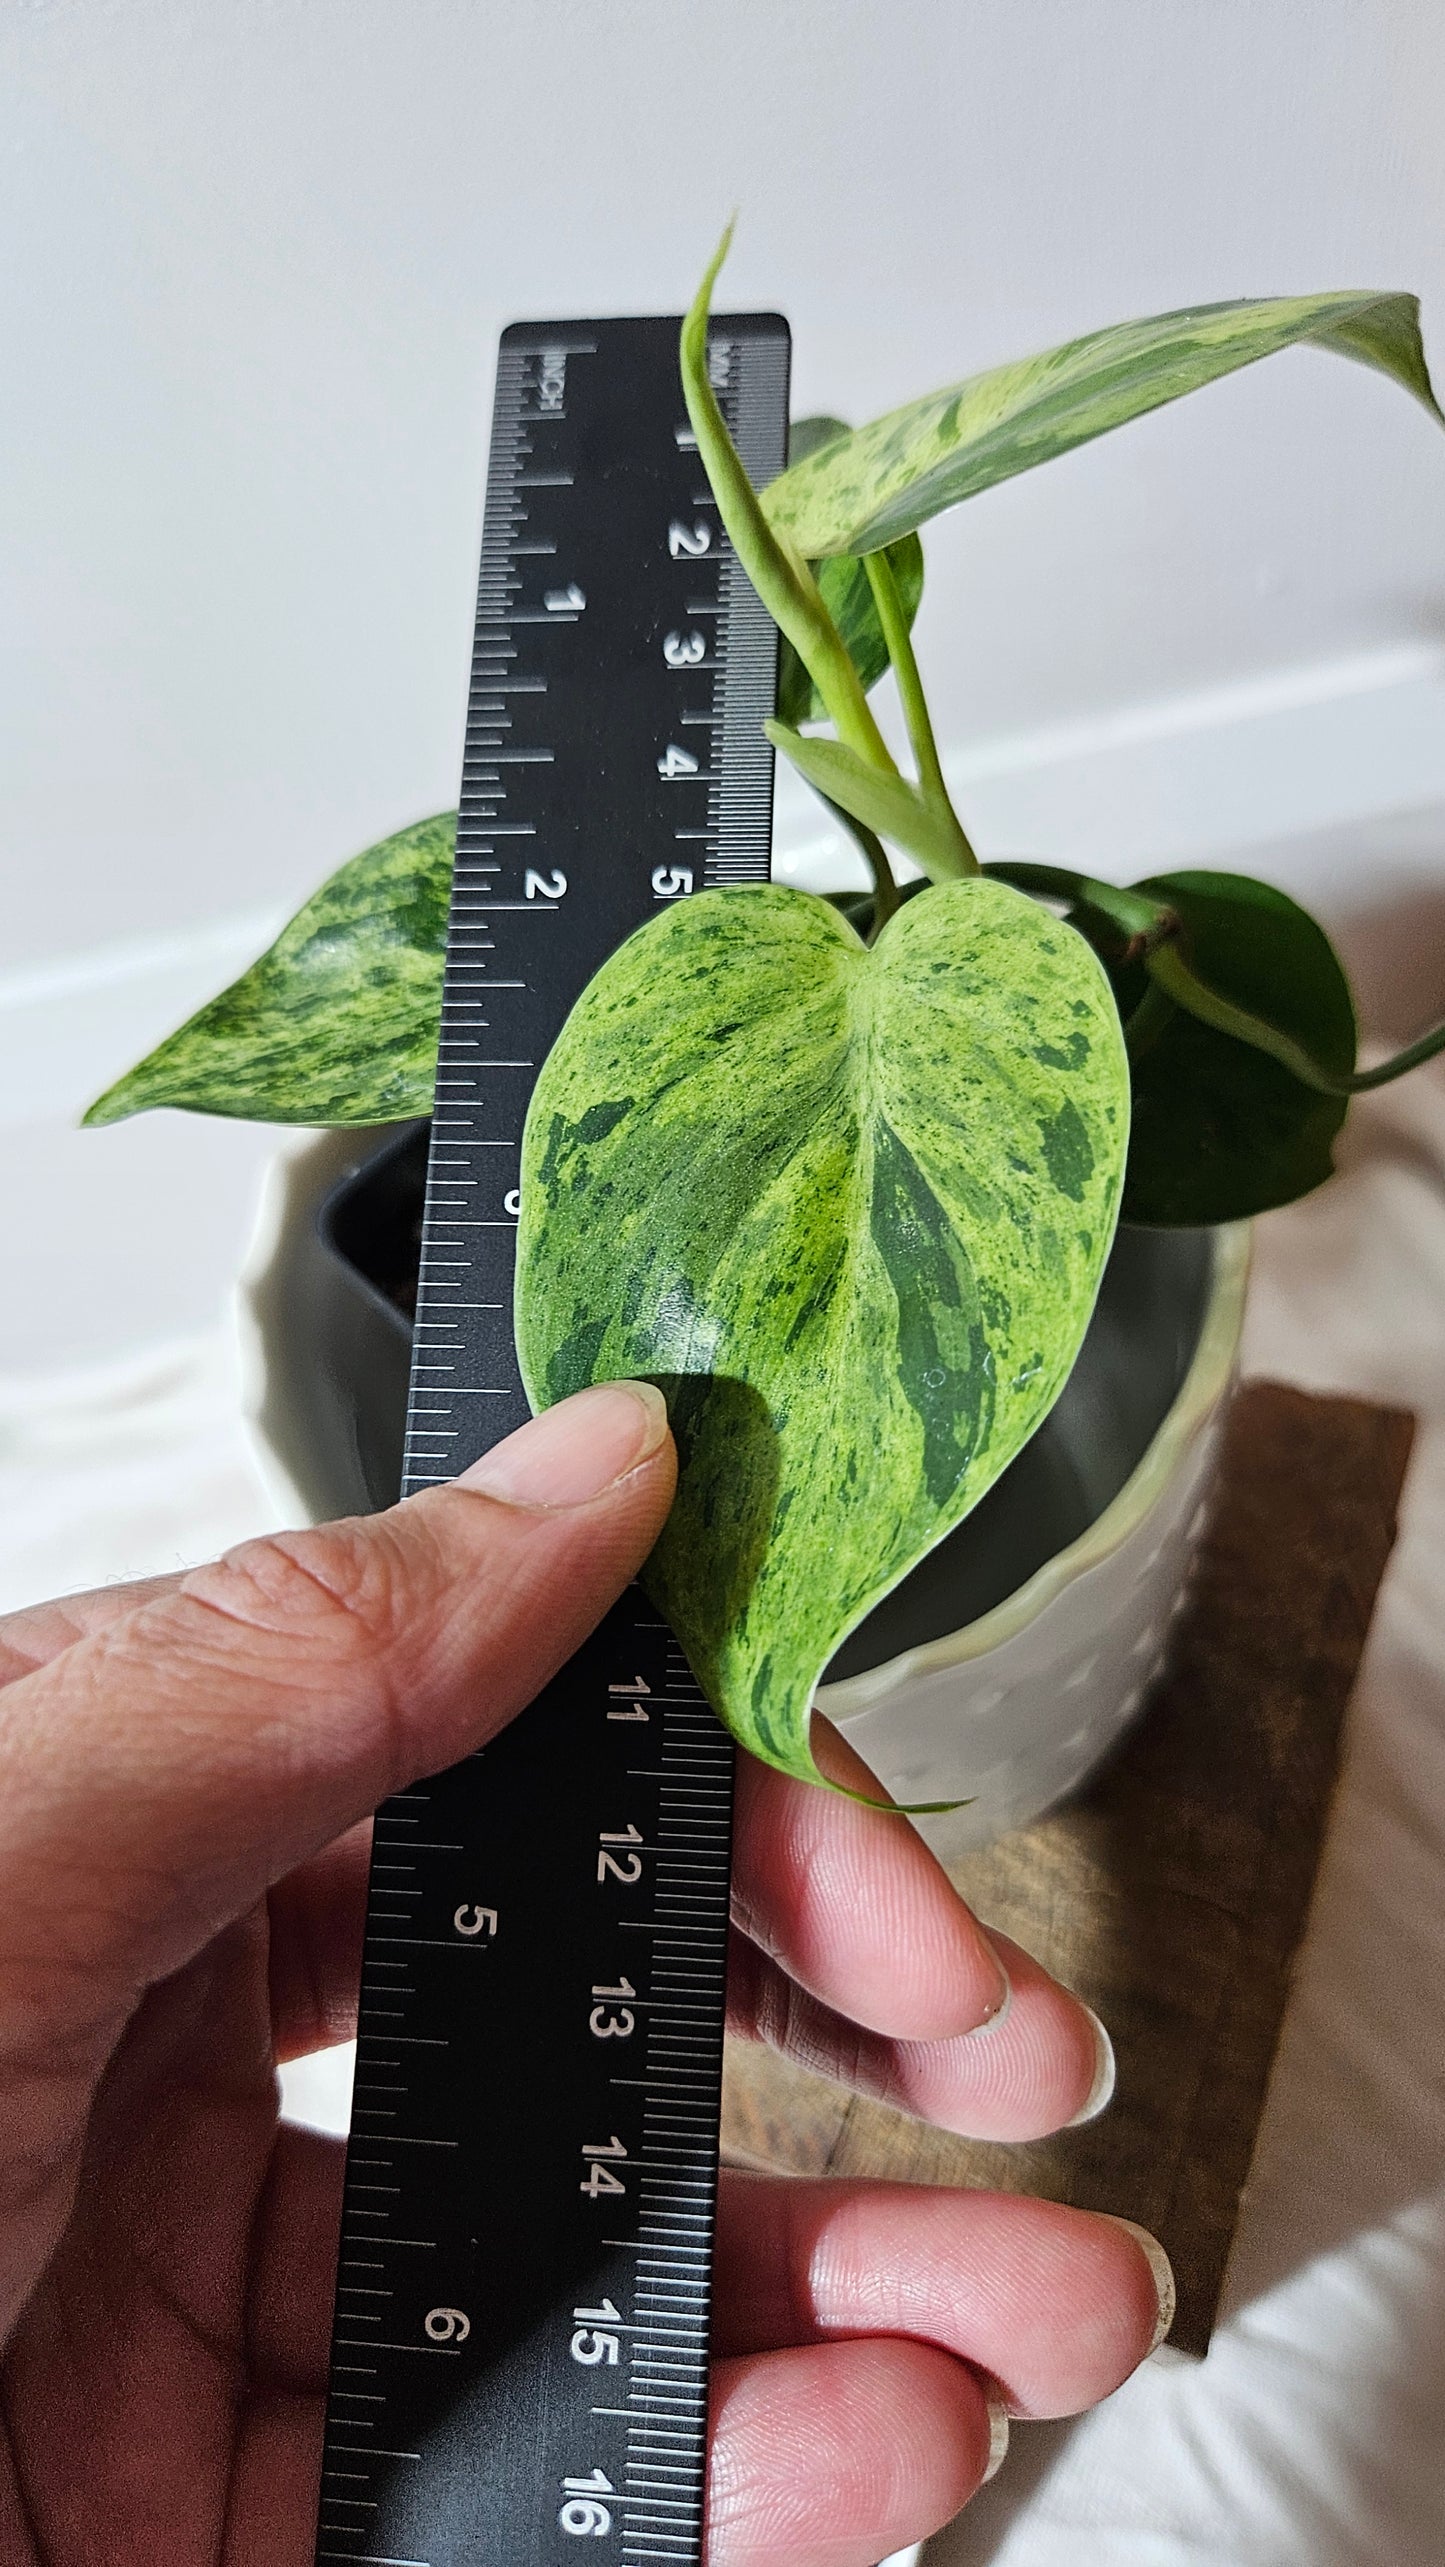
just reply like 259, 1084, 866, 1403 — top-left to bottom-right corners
3, 0, 1444, 1364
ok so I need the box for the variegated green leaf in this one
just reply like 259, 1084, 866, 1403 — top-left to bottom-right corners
776, 417, 925, 725
84, 812, 456, 1126
516, 880, 1128, 1786
762, 292, 1444, 556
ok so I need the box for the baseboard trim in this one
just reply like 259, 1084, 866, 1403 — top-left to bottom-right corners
6, 642, 1444, 1126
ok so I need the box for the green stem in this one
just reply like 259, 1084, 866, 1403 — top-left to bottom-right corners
681, 230, 898, 776
864, 551, 978, 875
982, 859, 1167, 942
987, 857, 1445, 1096
1123, 977, 1177, 1065
1147, 946, 1445, 1096
1347, 1021, 1445, 1088
821, 795, 899, 936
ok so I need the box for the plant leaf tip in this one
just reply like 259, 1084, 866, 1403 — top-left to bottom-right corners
687, 219, 735, 337
79, 1085, 126, 1128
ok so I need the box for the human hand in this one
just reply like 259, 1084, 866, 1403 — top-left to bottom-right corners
0, 1380, 1169, 2565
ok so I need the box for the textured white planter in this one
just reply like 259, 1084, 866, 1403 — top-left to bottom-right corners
241, 1128, 1249, 1854
823, 1224, 1250, 1859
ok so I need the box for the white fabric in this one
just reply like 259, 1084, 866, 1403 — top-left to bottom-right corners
929, 1064, 1445, 2565
3, 1073, 1443, 2566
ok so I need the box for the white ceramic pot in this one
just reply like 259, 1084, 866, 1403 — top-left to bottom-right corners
240, 1127, 1249, 1854
824, 1224, 1250, 1860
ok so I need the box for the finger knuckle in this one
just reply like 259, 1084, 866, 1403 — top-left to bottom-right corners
188, 1520, 417, 1681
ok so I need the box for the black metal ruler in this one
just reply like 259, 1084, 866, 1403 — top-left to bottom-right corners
312, 313, 789, 2567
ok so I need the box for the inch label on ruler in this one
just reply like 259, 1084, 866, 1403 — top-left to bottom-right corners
314, 313, 788, 2567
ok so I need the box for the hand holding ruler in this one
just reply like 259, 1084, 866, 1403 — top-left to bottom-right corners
313, 313, 789, 2566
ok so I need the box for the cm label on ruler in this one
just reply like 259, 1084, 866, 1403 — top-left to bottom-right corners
315, 313, 789, 2567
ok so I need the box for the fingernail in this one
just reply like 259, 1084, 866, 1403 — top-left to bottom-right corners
1103, 2215, 1176, 2353
983, 2389, 1010, 2483
1065, 2006, 1116, 2125
963, 1942, 1013, 2037
458, 1381, 669, 1509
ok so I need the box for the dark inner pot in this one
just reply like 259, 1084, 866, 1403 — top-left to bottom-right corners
270, 1122, 1213, 1682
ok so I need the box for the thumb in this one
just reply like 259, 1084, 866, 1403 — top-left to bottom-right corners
0, 1380, 675, 2034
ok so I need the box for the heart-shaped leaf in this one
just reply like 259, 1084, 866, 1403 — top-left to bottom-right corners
515, 880, 1129, 1786
1095, 870, 1357, 1225
762, 292, 1443, 556
776, 418, 925, 725
84, 812, 456, 1126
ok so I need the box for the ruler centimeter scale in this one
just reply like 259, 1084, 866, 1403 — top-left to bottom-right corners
313, 313, 790, 2567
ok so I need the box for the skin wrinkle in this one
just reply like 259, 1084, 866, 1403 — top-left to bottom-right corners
0, 1489, 654, 2024
243, 2129, 342, 2395
220, 2385, 326, 2567
267, 1829, 370, 2061
0, 2406, 45, 2567
0, 2143, 86, 2342
171, 1502, 538, 1771
36, 2242, 239, 2562
728, 1937, 872, 2100
174, 1529, 431, 1776
733, 1726, 1006, 2040
707, 2340, 988, 2563
728, 1924, 1100, 2145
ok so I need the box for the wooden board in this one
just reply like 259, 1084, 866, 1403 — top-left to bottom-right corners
721, 1380, 1415, 2355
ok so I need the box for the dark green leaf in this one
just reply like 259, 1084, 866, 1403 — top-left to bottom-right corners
786, 415, 851, 471
1096, 870, 1357, 1224
516, 880, 1128, 1786
763, 292, 1443, 556
84, 813, 455, 1126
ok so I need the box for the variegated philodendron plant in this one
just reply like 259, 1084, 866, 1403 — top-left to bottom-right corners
87, 233, 1445, 1791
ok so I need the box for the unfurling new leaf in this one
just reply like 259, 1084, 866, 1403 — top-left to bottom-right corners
515, 881, 1129, 1787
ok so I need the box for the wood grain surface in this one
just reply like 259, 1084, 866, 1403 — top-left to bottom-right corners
721, 1380, 1416, 2355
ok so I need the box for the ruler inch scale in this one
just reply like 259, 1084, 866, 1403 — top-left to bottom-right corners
313, 314, 789, 2567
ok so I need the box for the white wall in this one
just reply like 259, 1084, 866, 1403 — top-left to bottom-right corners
3, 0, 1444, 1365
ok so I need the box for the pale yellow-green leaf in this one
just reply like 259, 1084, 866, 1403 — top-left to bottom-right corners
764, 722, 967, 878
762, 292, 1443, 556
